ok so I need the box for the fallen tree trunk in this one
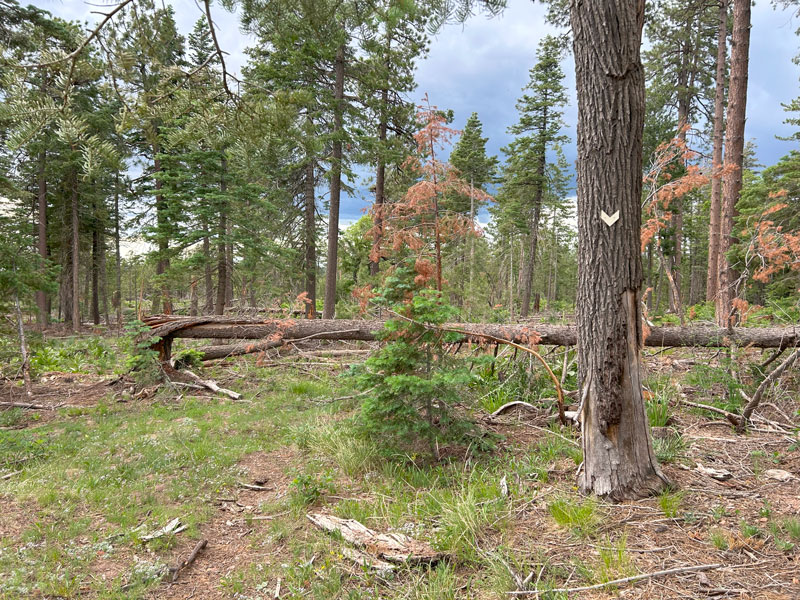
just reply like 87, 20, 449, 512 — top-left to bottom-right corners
142, 316, 799, 361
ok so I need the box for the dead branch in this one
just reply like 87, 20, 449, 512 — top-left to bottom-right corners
168, 539, 207, 583
11, 0, 136, 70
679, 398, 741, 427
203, 0, 234, 100
307, 513, 443, 565
507, 563, 722, 596
737, 347, 800, 433
0, 401, 51, 410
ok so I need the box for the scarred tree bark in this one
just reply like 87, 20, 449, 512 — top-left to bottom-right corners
571, 0, 669, 499
717, 0, 750, 327
706, 0, 727, 302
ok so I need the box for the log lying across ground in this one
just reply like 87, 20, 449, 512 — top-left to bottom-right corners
141, 315, 800, 362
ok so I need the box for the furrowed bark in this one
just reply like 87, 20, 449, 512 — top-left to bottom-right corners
706, 0, 727, 302
717, 0, 750, 326
571, 0, 668, 499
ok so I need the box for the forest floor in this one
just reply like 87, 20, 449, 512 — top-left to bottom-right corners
1, 334, 799, 600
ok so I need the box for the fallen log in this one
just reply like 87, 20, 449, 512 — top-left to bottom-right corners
142, 316, 800, 361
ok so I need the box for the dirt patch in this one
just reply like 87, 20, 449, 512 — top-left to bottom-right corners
147, 446, 303, 599
0, 494, 33, 541
1, 373, 118, 428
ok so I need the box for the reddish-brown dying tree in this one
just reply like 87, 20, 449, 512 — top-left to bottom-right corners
368, 94, 490, 291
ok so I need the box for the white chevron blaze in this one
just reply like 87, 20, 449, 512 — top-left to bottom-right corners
600, 210, 620, 226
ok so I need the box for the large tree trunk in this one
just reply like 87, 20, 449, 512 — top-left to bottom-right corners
304, 159, 317, 318
324, 44, 346, 319
571, 0, 668, 499
707, 0, 728, 302
717, 0, 749, 327
142, 316, 800, 361
36, 150, 48, 324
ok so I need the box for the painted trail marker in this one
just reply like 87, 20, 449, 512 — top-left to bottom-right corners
600, 210, 620, 227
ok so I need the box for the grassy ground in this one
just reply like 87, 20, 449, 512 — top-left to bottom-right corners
1, 334, 799, 599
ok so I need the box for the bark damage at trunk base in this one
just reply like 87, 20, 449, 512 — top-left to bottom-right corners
579, 290, 670, 501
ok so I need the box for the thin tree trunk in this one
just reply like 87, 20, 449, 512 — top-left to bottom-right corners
508, 235, 514, 321
14, 291, 33, 397
304, 159, 317, 318
323, 44, 346, 319
225, 221, 233, 307
71, 170, 80, 332
203, 220, 213, 314
520, 183, 544, 316
36, 150, 48, 324
59, 194, 70, 327
91, 209, 100, 326
153, 151, 171, 314
370, 85, 388, 277
468, 176, 475, 308
717, 0, 750, 327
114, 169, 122, 331
99, 218, 109, 326
571, 0, 668, 499
190, 281, 199, 316
707, 0, 727, 302
215, 158, 228, 316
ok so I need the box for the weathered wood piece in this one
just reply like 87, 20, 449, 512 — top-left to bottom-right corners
307, 513, 443, 565
491, 401, 536, 416
180, 369, 241, 400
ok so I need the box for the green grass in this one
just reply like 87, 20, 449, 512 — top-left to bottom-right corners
652, 431, 687, 464
709, 528, 729, 550
658, 489, 685, 518
0, 365, 346, 598
595, 535, 635, 584
547, 496, 600, 538
644, 376, 676, 427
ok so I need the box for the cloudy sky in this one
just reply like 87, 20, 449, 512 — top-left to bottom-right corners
29, 0, 800, 222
